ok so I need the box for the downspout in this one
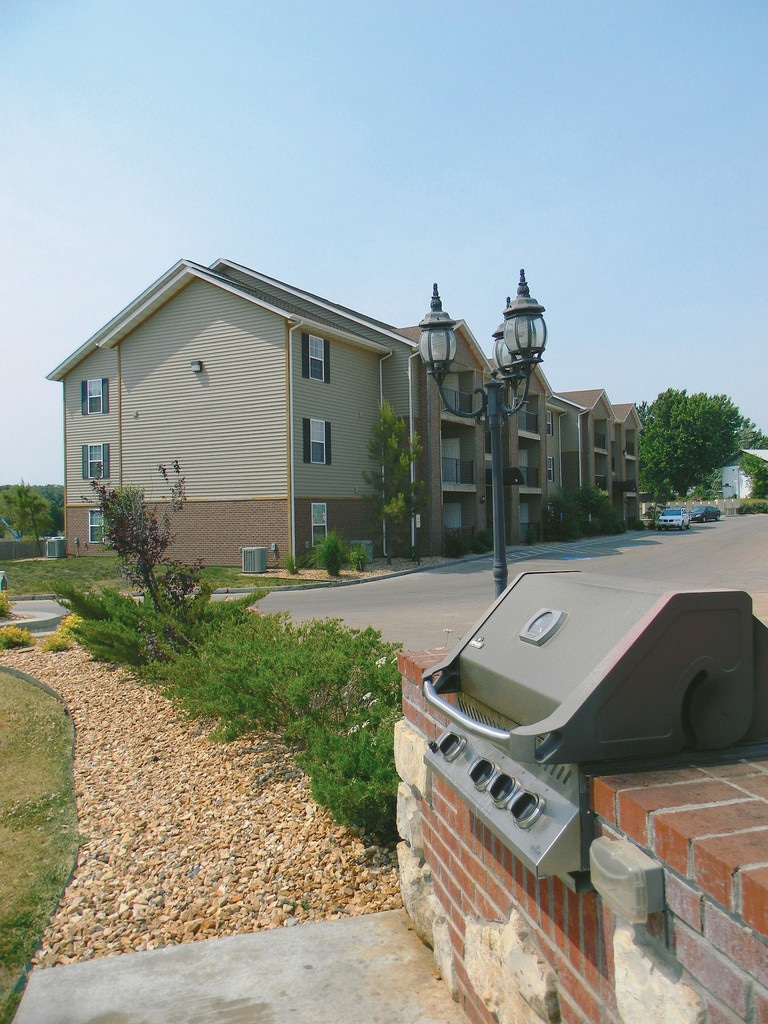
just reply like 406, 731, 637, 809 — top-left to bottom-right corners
287, 319, 306, 559
408, 351, 420, 551
578, 410, 585, 488
378, 348, 393, 558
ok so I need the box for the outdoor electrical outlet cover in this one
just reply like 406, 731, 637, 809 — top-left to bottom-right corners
589, 837, 664, 923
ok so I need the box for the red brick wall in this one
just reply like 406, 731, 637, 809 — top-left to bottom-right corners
66, 495, 382, 566
399, 651, 768, 1024
64, 499, 290, 567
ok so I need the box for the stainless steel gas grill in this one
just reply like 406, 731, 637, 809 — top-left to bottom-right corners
423, 571, 768, 889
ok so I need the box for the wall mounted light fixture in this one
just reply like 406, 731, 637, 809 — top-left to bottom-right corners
190, 360, 203, 373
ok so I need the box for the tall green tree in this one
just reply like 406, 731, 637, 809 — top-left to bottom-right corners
638, 389, 742, 499
363, 401, 427, 558
0, 483, 53, 549
741, 453, 768, 499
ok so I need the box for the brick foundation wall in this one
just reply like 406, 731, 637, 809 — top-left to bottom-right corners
65, 496, 383, 565
64, 499, 290, 567
293, 497, 379, 558
397, 650, 768, 1024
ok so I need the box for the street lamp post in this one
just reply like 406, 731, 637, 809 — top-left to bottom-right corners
419, 270, 548, 599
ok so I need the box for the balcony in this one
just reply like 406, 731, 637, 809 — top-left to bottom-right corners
624, 440, 636, 456
518, 410, 539, 434
595, 475, 608, 490
442, 457, 475, 486
594, 431, 607, 450
519, 466, 540, 488
441, 387, 474, 416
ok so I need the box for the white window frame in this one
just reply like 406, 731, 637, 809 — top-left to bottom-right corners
308, 335, 325, 381
310, 419, 327, 464
86, 443, 105, 479
87, 378, 104, 414
89, 509, 104, 543
546, 410, 554, 436
547, 456, 555, 482
311, 502, 327, 545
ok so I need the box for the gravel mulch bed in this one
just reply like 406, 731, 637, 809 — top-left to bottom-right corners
0, 645, 403, 967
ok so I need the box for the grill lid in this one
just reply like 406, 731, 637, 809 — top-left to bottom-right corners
424, 571, 767, 765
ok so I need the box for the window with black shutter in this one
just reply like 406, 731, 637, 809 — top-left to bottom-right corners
81, 378, 110, 414
301, 333, 330, 383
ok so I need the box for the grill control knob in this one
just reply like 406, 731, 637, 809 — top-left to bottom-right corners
489, 772, 520, 808
469, 758, 496, 791
510, 790, 544, 828
436, 732, 466, 762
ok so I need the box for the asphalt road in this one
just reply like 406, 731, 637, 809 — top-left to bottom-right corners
255, 515, 768, 651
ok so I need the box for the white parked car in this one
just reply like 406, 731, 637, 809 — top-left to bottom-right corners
657, 507, 690, 531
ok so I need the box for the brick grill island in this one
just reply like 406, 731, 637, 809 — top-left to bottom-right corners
395, 575, 768, 1024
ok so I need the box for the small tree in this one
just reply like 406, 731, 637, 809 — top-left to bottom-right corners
89, 462, 204, 612
0, 483, 53, 552
363, 401, 427, 558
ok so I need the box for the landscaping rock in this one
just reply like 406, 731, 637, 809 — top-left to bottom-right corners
0, 645, 403, 966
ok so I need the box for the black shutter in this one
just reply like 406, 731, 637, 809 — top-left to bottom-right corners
303, 418, 311, 462
301, 333, 309, 379
323, 339, 330, 384
102, 378, 110, 414
325, 421, 332, 464
81, 381, 88, 416
82, 445, 88, 478
102, 444, 110, 479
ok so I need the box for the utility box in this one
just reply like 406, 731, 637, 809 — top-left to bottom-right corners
46, 537, 66, 559
242, 547, 267, 573
351, 540, 374, 562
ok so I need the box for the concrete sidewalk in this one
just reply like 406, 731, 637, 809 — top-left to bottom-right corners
13, 910, 466, 1024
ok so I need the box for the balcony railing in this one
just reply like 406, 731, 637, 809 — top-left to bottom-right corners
519, 466, 540, 487
624, 440, 636, 456
442, 457, 474, 485
441, 387, 474, 415
518, 410, 539, 434
595, 475, 608, 490
594, 431, 607, 450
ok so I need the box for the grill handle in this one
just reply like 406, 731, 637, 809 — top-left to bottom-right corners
423, 678, 532, 755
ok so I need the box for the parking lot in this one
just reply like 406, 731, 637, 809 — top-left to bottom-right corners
256, 515, 768, 650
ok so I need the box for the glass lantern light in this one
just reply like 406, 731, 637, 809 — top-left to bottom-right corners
419, 284, 458, 383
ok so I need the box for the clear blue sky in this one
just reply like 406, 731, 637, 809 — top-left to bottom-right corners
1, 0, 766, 484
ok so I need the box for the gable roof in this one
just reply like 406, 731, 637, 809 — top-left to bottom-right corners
48, 259, 414, 381
556, 389, 616, 418
612, 403, 641, 427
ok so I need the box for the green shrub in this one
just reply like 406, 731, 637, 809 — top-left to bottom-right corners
297, 719, 398, 841
309, 531, 348, 576
0, 591, 10, 619
40, 613, 83, 652
444, 531, 468, 558
281, 553, 300, 575
474, 529, 494, 552
150, 611, 402, 838
56, 584, 224, 666
0, 625, 35, 649
738, 499, 768, 515
349, 544, 369, 572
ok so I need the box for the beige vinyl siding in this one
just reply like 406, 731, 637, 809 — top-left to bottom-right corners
380, 343, 416, 418
119, 280, 287, 500
293, 334, 383, 498
63, 348, 120, 505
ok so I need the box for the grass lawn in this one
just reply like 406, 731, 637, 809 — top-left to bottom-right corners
0, 670, 79, 1024
2, 557, 307, 598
